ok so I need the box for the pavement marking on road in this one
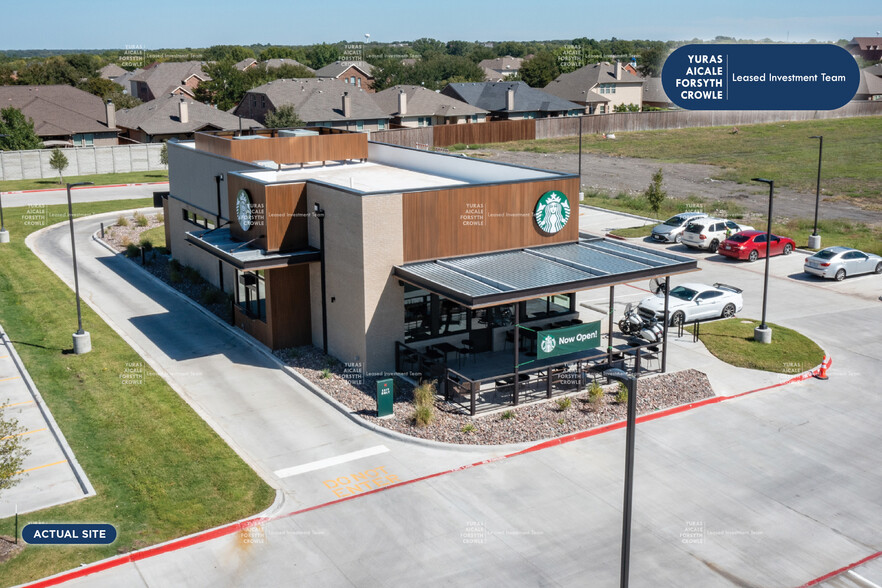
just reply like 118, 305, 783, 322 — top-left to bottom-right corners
0, 400, 34, 409
0, 355, 9, 359
0, 375, 22, 383
797, 549, 882, 587
273, 445, 390, 479
18, 459, 68, 474
1, 427, 47, 440
322, 465, 401, 498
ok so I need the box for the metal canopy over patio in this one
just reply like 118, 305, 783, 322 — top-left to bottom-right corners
394, 237, 697, 309
394, 237, 700, 415
185, 228, 320, 270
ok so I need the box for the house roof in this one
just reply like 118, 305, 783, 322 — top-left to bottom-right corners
129, 61, 210, 98
237, 78, 389, 122
641, 77, 673, 106
544, 62, 644, 103
110, 68, 142, 90
264, 58, 315, 73
862, 63, 882, 78
99, 63, 127, 79
856, 70, 882, 97
0, 85, 114, 137
314, 61, 375, 79
849, 37, 882, 50
234, 58, 257, 71
373, 85, 488, 118
441, 81, 584, 114
478, 56, 524, 73
116, 94, 262, 136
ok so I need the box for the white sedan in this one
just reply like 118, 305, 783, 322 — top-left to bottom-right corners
637, 282, 744, 326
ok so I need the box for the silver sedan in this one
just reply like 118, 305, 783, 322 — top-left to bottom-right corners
804, 246, 882, 281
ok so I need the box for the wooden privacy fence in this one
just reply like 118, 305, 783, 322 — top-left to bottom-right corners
369, 102, 882, 150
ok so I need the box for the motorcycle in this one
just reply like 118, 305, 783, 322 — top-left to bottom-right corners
618, 303, 664, 343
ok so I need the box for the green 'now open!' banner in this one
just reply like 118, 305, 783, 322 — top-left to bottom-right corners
535, 321, 602, 360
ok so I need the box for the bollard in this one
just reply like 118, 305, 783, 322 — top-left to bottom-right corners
140, 246, 145, 265
100, 222, 105, 239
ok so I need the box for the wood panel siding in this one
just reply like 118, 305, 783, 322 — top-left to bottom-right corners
267, 265, 312, 349
195, 130, 368, 164
266, 183, 308, 252
402, 177, 580, 262
235, 306, 271, 348
228, 175, 268, 250
433, 119, 535, 147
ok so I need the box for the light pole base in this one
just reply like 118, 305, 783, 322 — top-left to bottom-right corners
808, 234, 821, 249
72, 331, 91, 354
0, 229, 9, 243
754, 327, 772, 344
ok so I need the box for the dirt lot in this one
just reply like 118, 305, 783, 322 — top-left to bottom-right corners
467, 149, 882, 226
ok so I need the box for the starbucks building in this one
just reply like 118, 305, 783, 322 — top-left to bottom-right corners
166, 129, 696, 412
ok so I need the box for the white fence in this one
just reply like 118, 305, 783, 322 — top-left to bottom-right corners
0, 143, 167, 181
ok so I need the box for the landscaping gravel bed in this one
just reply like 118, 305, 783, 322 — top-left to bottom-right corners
275, 346, 716, 446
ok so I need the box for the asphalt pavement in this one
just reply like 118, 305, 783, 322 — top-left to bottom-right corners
17, 206, 882, 587
2, 183, 167, 208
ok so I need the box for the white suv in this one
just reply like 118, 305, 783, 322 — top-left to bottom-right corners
681, 217, 754, 252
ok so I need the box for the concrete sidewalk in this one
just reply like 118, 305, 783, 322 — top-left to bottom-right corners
0, 325, 94, 518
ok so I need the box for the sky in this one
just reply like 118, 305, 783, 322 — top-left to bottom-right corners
4, 0, 881, 50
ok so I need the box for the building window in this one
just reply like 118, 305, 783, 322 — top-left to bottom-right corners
84, 134, 94, 146
356, 120, 364, 131
252, 96, 257, 108
261, 96, 266, 108
524, 294, 575, 320
357, 78, 361, 87
236, 270, 266, 321
471, 114, 478, 123
404, 286, 468, 343
598, 83, 616, 94
378, 119, 386, 130
350, 76, 356, 85
182, 208, 216, 230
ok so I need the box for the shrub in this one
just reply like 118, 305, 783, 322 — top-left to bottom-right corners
183, 266, 202, 284
155, 246, 170, 255
169, 266, 182, 283
139, 238, 153, 250
124, 243, 140, 258
615, 382, 628, 404
500, 410, 515, 420
414, 405, 434, 427
320, 368, 331, 379
557, 417, 565, 424
200, 287, 225, 306
588, 381, 604, 403
155, 212, 164, 223
134, 212, 149, 227
117, 215, 128, 227
461, 422, 475, 433
413, 381, 436, 408
556, 396, 572, 411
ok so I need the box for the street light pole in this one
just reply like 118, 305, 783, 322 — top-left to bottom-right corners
751, 178, 774, 344
0, 134, 8, 243
808, 135, 823, 249
67, 181, 93, 354
604, 367, 638, 588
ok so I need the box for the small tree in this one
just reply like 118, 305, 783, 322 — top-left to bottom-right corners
159, 142, 168, 166
644, 168, 667, 216
264, 105, 305, 129
0, 107, 43, 150
1, 403, 31, 496
49, 148, 69, 184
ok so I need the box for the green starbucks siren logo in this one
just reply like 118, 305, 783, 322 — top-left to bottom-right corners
540, 335, 556, 354
534, 191, 571, 234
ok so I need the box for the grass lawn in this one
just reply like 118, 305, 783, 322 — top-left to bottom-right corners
465, 116, 882, 202
581, 190, 746, 221
689, 318, 825, 374
0, 200, 273, 586
609, 225, 655, 238
138, 225, 167, 249
0, 171, 168, 193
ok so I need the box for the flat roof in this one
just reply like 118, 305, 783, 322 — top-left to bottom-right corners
236, 161, 469, 194
185, 228, 320, 270
394, 237, 699, 308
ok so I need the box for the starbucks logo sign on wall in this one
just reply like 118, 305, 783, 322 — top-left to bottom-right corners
540, 335, 556, 355
534, 191, 571, 234
236, 189, 253, 231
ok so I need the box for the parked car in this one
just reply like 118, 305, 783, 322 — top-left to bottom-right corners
650, 212, 708, 243
637, 282, 743, 326
718, 230, 796, 262
681, 217, 754, 252
803, 246, 882, 281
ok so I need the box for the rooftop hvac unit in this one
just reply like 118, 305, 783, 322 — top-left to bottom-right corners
279, 129, 319, 137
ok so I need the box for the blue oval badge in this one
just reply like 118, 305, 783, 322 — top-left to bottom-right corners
22, 523, 117, 545
662, 44, 860, 110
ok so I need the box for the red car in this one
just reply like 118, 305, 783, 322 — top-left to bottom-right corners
718, 230, 796, 262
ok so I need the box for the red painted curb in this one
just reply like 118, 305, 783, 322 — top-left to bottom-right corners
5, 182, 168, 195
22, 359, 826, 587
796, 550, 882, 587
605, 232, 628, 240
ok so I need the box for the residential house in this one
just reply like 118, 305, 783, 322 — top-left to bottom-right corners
0, 85, 118, 147
314, 61, 375, 91
373, 85, 488, 127
846, 37, 882, 61
99, 63, 127, 79
129, 61, 210, 102
641, 77, 675, 109
854, 69, 882, 101
116, 94, 262, 143
544, 61, 644, 113
440, 81, 584, 120
234, 58, 258, 72
478, 56, 524, 82
233, 78, 390, 131
264, 58, 315, 73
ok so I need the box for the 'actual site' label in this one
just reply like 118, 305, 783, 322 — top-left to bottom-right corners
662, 44, 860, 110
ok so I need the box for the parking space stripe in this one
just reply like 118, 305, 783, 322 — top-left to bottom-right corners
274, 445, 390, 479
1, 427, 47, 440
0, 375, 22, 383
0, 400, 34, 409
18, 460, 68, 474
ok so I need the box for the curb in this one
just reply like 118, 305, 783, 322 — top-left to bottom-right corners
4, 181, 168, 195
